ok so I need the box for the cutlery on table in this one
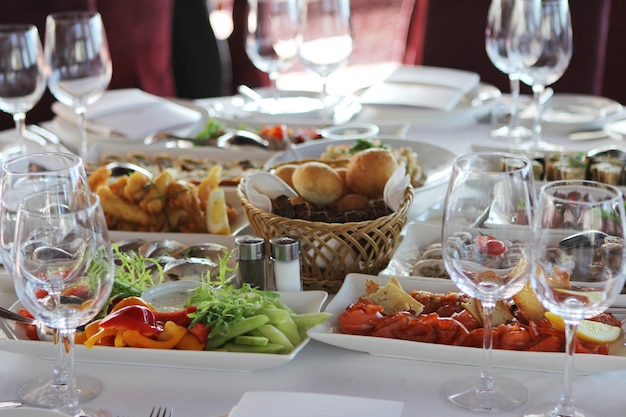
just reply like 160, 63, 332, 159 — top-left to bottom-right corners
150, 406, 173, 417
0, 305, 54, 341
144, 129, 270, 150
558, 230, 609, 249
0, 401, 22, 408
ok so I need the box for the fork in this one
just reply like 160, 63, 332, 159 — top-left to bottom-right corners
150, 406, 173, 417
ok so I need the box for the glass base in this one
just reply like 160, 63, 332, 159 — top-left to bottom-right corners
490, 125, 532, 142
443, 375, 528, 413
524, 403, 595, 417
19, 375, 102, 408
514, 138, 564, 154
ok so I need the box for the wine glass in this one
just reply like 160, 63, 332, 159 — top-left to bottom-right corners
524, 180, 626, 417
0, 152, 101, 408
12, 189, 114, 417
0, 24, 46, 156
245, 0, 299, 114
508, 0, 572, 152
45, 11, 112, 160
485, 0, 531, 143
441, 152, 535, 412
298, 0, 353, 112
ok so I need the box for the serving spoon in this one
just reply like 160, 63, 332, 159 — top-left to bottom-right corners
0, 305, 53, 341
144, 129, 270, 149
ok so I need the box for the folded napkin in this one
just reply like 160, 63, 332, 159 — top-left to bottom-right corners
359, 65, 481, 111
229, 391, 404, 417
52, 88, 204, 138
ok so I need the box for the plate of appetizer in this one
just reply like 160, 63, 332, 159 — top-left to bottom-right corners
307, 273, 626, 375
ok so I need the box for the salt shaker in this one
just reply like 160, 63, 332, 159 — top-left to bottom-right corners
235, 235, 266, 289
270, 236, 302, 291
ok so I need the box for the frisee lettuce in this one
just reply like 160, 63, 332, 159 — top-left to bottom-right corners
187, 250, 281, 338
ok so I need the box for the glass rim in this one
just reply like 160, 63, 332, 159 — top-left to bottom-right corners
46, 10, 101, 23
453, 151, 532, 172
2, 152, 83, 174
0, 24, 38, 35
539, 179, 624, 204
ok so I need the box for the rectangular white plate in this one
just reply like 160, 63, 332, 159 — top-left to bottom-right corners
307, 273, 626, 375
0, 290, 327, 372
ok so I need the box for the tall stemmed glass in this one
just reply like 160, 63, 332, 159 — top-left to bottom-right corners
298, 0, 353, 112
0, 24, 46, 156
525, 180, 626, 417
245, 0, 299, 114
0, 152, 101, 408
441, 152, 535, 412
508, 0, 572, 152
485, 0, 531, 143
12, 189, 114, 417
45, 11, 112, 160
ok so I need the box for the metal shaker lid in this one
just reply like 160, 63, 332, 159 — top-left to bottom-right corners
269, 236, 300, 261
235, 235, 266, 261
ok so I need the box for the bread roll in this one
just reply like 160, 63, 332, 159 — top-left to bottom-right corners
273, 164, 297, 189
292, 161, 344, 206
346, 148, 397, 198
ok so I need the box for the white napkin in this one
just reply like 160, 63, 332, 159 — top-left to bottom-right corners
52, 88, 204, 138
359, 65, 480, 111
384, 162, 411, 212
244, 172, 298, 212
229, 391, 404, 417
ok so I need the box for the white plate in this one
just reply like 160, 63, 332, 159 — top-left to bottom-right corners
0, 408, 68, 417
353, 82, 501, 128
0, 290, 327, 372
263, 138, 455, 193
380, 222, 442, 277
308, 273, 626, 375
521, 93, 624, 133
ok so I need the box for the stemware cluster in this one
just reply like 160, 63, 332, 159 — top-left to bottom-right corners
441, 152, 626, 417
0, 152, 114, 417
244, 0, 353, 114
0, 11, 111, 160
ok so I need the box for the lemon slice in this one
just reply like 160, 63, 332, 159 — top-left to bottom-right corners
544, 311, 622, 343
206, 187, 231, 235
554, 288, 605, 305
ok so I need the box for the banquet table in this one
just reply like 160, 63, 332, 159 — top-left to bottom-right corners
1, 88, 626, 417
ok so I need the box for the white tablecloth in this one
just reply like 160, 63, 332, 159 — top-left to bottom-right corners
1, 92, 626, 417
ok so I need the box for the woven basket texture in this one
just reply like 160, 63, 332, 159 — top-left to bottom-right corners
238, 180, 413, 293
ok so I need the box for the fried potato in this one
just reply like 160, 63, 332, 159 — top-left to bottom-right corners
97, 186, 152, 226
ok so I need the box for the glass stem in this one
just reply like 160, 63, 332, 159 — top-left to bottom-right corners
478, 300, 496, 397
320, 75, 331, 120
268, 71, 279, 115
58, 328, 81, 417
531, 83, 546, 147
553, 320, 578, 416
508, 74, 521, 131
53, 328, 69, 385
13, 112, 27, 155
75, 106, 88, 161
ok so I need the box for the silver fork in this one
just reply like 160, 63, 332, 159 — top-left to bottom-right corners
150, 406, 173, 417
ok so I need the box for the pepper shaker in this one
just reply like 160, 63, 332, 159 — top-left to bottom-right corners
270, 236, 302, 291
235, 235, 266, 289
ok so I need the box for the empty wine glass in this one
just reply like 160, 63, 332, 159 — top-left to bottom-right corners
524, 180, 626, 417
298, 0, 353, 112
45, 11, 112, 159
0, 24, 46, 156
12, 189, 114, 417
485, 0, 531, 143
245, 0, 299, 114
0, 152, 101, 408
508, 0, 572, 152
441, 152, 535, 412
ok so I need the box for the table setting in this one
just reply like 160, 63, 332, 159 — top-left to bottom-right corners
2, 0, 626, 417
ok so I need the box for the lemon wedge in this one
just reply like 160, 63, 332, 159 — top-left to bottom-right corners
544, 311, 622, 343
206, 187, 231, 235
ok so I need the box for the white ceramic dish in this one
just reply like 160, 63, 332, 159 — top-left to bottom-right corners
0, 408, 68, 417
308, 273, 626, 375
263, 138, 456, 193
521, 93, 624, 133
0, 290, 328, 372
354, 82, 501, 128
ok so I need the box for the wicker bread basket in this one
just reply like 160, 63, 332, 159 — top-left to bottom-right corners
237, 179, 413, 293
